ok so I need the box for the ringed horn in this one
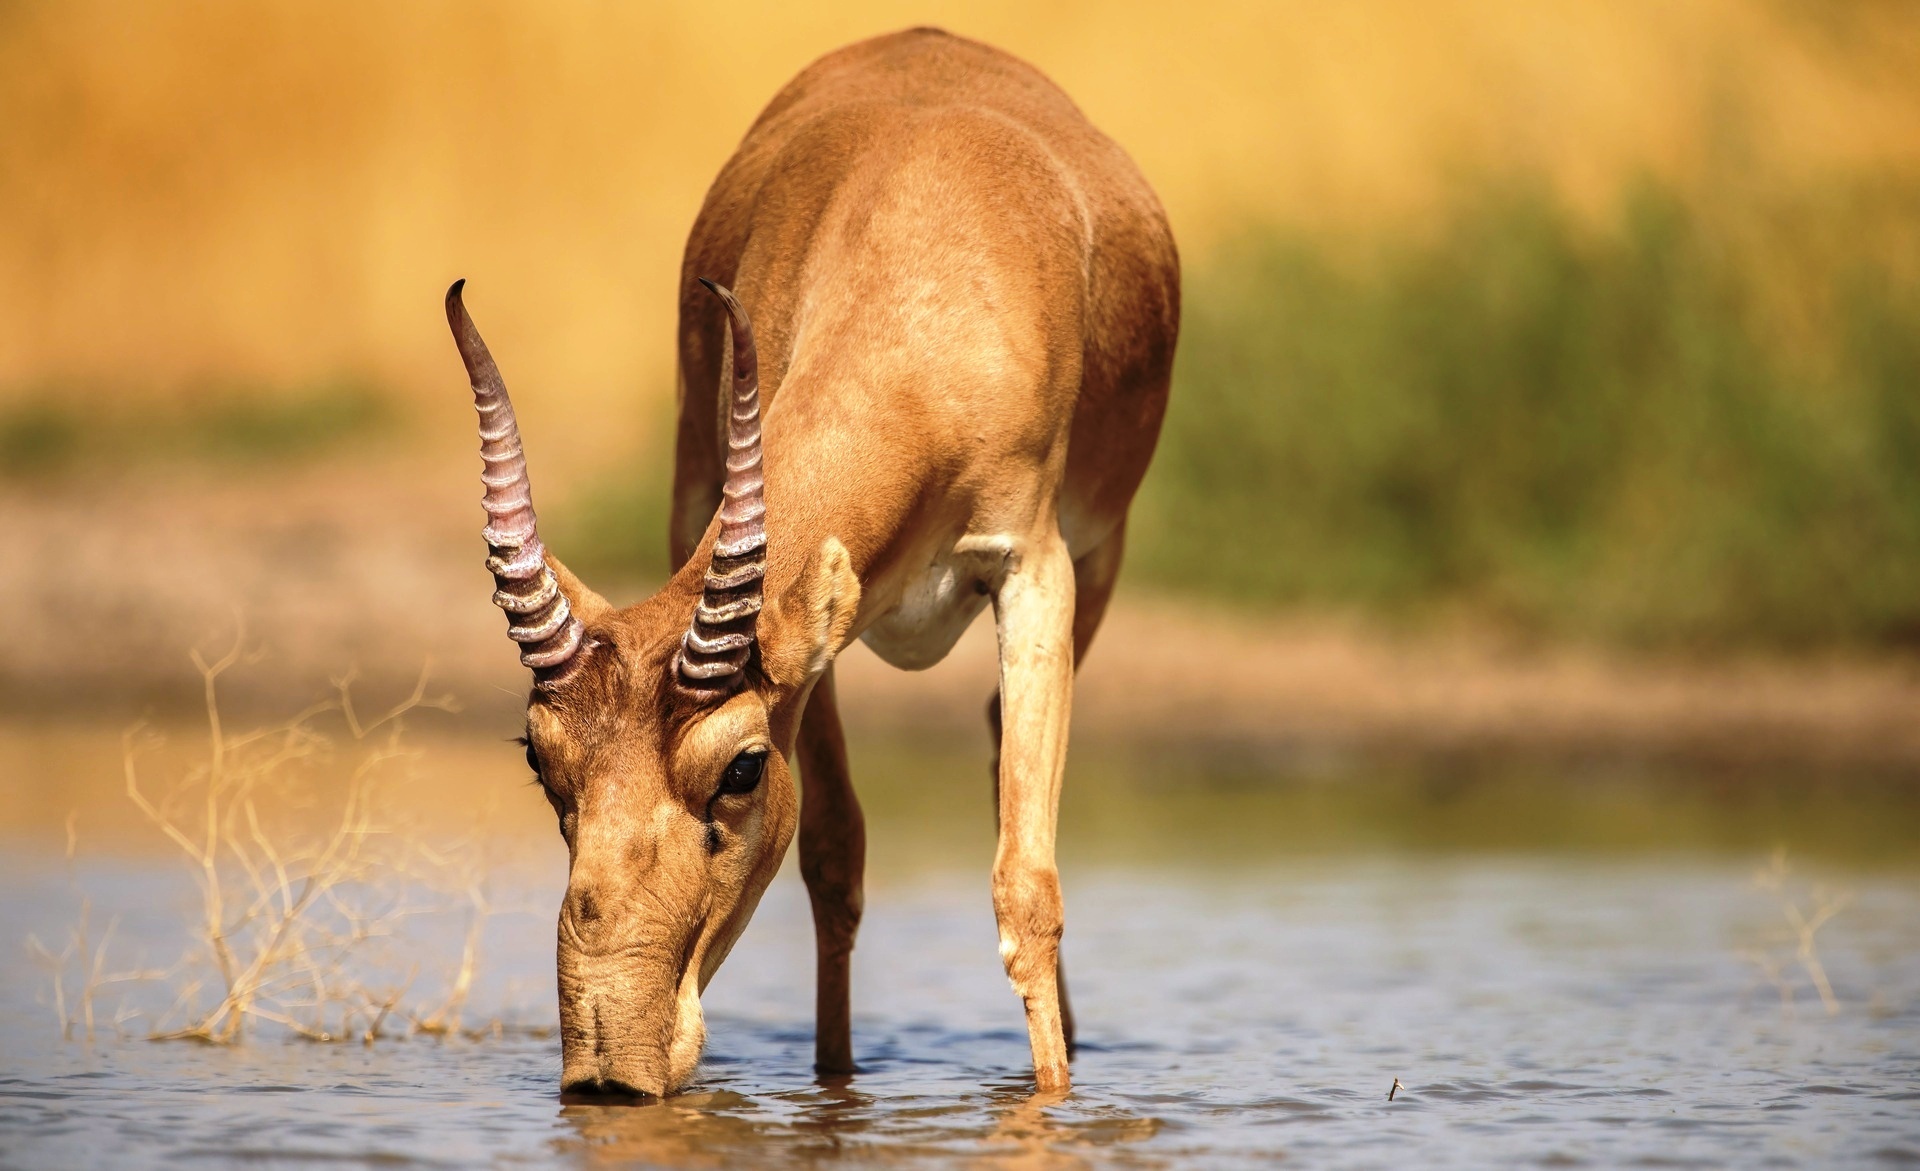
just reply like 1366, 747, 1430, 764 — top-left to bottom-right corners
675, 278, 767, 692
445, 280, 585, 681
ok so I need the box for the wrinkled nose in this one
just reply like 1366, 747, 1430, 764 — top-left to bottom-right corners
554, 810, 707, 1096
562, 878, 620, 953
562, 822, 656, 952
571, 886, 600, 925
556, 918, 699, 1099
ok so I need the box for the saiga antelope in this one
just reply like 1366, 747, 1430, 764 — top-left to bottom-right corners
444, 28, 1178, 1097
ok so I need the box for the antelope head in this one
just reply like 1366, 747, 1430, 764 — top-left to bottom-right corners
445, 279, 859, 1099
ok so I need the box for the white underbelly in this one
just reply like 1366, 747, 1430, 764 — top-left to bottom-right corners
858, 535, 1014, 670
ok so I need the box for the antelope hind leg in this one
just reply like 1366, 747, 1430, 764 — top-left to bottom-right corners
986, 692, 1077, 1057
982, 524, 1124, 1059
797, 665, 864, 1075
989, 534, 1076, 1092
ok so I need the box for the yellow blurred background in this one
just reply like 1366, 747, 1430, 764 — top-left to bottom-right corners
4, 0, 1917, 458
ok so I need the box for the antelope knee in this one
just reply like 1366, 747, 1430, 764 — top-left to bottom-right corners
991, 861, 1063, 986
801, 858, 865, 950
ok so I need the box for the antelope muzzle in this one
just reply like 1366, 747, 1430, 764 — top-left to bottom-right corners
554, 866, 709, 1100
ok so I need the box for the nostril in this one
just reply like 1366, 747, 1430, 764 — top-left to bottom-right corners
575, 890, 600, 922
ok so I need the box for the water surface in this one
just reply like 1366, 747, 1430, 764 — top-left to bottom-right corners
4, 846, 1916, 1168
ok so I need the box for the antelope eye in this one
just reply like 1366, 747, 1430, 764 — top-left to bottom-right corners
523, 739, 542, 778
717, 750, 767, 796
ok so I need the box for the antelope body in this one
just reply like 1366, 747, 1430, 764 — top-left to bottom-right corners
446, 28, 1178, 1097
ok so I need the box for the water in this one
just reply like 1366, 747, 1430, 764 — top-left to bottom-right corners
4, 846, 1918, 1168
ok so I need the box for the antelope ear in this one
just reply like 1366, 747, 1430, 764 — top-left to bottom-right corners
547, 553, 613, 627
763, 536, 861, 688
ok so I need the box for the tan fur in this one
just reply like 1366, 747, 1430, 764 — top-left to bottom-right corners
517, 28, 1176, 1097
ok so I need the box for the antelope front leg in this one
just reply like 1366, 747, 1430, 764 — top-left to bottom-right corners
797, 665, 864, 1075
989, 534, 1076, 1092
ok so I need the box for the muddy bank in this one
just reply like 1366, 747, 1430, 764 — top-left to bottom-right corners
9, 468, 1920, 778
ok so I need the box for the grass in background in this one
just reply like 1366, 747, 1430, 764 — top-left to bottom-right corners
0, 378, 394, 477
1132, 178, 1920, 651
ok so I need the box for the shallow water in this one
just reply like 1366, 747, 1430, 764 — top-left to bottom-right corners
3, 845, 1918, 1168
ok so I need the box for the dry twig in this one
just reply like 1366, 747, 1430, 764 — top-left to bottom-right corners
33, 624, 528, 1045
1742, 849, 1851, 1017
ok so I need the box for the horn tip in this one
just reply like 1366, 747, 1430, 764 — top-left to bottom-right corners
698, 277, 742, 315
445, 279, 470, 331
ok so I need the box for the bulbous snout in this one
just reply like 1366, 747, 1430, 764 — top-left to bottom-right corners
555, 861, 709, 1099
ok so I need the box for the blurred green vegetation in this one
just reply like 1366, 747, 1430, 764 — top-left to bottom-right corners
0, 379, 393, 476
1132, 179, 1920, 651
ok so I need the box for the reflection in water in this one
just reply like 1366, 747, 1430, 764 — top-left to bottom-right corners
978, 1085, 1160, 1170
556, 1080, 1162, 1168
561, 1091, 766, 1167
